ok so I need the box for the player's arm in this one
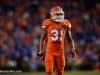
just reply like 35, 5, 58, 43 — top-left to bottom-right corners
66, 27, 75, 51
66, 27, 77, 59
37, 28, 47, 56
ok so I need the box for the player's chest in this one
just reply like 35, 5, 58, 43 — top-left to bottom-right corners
47, 24, 67, 34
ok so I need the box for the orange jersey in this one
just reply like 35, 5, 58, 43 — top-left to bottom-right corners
42, 19, 71, 52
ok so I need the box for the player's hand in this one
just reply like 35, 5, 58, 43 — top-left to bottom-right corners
37, 52, 45, 61
72, 49, 78, 62
72, 50, 77, 59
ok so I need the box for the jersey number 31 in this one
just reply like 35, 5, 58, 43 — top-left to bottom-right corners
51, 29, 64, 41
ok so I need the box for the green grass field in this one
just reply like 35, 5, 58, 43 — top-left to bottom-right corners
1, 71, 100, 75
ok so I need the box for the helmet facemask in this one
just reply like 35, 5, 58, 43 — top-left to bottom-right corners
50, 6, 64, 22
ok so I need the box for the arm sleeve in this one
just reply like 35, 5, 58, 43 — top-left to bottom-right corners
42, 21, 46, 29
63, 19, 72, 28
42, 19, 50, 29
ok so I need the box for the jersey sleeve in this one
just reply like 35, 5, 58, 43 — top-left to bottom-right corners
63, 19, 71, 28
42, 19, 50, 29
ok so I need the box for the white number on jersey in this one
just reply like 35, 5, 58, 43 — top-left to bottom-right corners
51, 29, 64, 41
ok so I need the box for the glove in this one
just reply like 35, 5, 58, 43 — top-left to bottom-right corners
37, 52, 45, 61
72, 50, 77, 59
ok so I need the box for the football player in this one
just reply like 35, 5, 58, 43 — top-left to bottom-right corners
37, 6, 77, 75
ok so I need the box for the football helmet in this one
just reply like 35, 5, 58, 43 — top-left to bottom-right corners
50, 6, 64, 22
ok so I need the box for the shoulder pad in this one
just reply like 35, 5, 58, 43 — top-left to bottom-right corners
63, 19, 71, 28
42, 19, 51, 29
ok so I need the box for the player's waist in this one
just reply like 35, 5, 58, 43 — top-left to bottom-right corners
46, 45, 64, 50
46, 49, 64, 54
47, 41, 64, 45
47, 41, 64, 46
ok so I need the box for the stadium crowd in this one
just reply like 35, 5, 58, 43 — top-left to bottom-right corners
0, 0, 99, 71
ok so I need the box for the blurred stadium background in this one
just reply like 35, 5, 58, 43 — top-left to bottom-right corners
0, 0, 100, 75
